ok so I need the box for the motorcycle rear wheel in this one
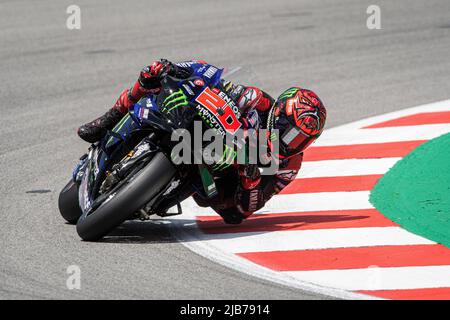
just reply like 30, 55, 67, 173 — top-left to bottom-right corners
58, 180, 82, 224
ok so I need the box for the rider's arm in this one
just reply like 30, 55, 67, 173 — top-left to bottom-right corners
112, 59, 192, 113
261, 153, 303, 201
255, 90, 275, 126
236, 86, 274, 115
235, 152, 304, 217
255, 89, 275, 112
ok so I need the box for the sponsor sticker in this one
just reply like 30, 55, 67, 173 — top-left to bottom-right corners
204, 66, 218, 78
194, 79, 205, 87
139, 107, 149, 119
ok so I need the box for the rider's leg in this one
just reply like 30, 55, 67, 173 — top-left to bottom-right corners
191, 172, 247, 224
77, 87, 138, 143
77, 67, 160, 143
77, 107, 125, 143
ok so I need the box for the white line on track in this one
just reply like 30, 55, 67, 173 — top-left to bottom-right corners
259, 191, 373, 214
184, 227, 435, 253
317, 124, 450, 146
298, 158, 401, 178
323, 99, 450, 132
285, 266, 450, 291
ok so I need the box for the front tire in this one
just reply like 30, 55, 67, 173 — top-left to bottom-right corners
58, 180, 82, 224
76, 152, 176, 241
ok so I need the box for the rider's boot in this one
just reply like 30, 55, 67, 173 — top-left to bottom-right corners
77, 108, 125, 143
77, 85, 141, 143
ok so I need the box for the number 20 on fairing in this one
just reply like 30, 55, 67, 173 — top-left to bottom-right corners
195, 87, 241, 134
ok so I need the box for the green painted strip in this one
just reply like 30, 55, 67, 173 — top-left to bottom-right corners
106, 113, 130, 147
113, 113, 130, 134
370, 132, 450, 248
111, 113, 128, 132
199, 165, 218, 198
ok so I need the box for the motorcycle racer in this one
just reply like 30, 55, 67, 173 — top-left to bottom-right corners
76, 59, 275, 222
76, 59, 326, 224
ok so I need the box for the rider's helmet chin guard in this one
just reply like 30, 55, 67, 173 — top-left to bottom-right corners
267, 87, 327, 160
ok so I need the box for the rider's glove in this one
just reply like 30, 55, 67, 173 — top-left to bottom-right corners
235, 164, 264, 215
112, 59, 181, 113
238, 164, 261, 190
138, 59, 176, 90
235, 186, 264, 218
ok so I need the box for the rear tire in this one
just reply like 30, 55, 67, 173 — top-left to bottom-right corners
76, 152, 176, 241
58, 180, 82, 224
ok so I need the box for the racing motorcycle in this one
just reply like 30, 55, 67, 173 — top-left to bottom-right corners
58, 63, 248, 241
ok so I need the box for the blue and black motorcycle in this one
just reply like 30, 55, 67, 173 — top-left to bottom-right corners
58, 62, 246, 241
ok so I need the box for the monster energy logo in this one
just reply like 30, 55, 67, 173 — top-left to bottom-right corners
161, 89, 188, 113
278, 87, 299, 100
212, 143, 236, 171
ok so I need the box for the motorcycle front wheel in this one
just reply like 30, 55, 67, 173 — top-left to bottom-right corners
76, 152, 176, 241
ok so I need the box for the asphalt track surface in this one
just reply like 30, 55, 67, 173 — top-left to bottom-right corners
0, 0, 449, 299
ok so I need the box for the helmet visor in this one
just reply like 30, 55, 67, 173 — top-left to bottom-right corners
280, 124, 314, 157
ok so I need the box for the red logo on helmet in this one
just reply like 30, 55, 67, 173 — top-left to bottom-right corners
298, 114, 320, 136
